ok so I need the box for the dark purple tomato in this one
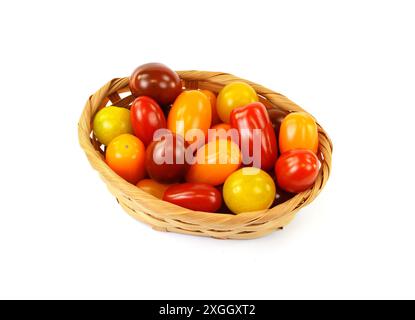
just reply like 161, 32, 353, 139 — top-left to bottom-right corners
130, 96, 166, 147
145, 132, 188, 183
267, 108, 288, 139
163, 183, 222, 212
129, 63, 182, 107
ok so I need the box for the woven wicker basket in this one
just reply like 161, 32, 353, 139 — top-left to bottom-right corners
78, 71, 332, 240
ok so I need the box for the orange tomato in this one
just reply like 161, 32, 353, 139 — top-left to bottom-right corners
279, 112, 319, 154
200, 89, 220, 125
137, 179, 172, 199
106, 134, 146, 184
207, 123, 235, 142
186, 139, 241, 186
167, 90, 211, 143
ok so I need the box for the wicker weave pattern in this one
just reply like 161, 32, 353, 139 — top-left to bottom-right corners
78, 71, 332, 239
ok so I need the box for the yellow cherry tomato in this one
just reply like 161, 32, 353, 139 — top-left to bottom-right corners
186, 139, 241, 186
279, 112, 319, 154
216, 82, 258, 123
105, 134, 146, 184
167, 90, 211, 143
200, 89, 220, 125
137, 179, 172, 199
93, 106, 132, 146
223, 167, 276, 214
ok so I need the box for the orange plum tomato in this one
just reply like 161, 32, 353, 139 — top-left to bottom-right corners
105, 134, 146, 184
200, 89, 220, 125
275, 149, 320, 193
279, 112, 319, 154
216, 82, 258, 123
186, 139, 241, 186
137, 179, 172, 199
167, 90, 211, 143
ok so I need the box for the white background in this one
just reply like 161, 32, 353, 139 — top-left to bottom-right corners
0, 0, 414, 300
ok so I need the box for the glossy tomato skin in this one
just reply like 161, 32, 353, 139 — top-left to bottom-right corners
137, 179, 172, 199
279, 112, 319, 154
163, 183, 222, 212
275, 149, 320, 193
216, 82, 258, 123
106, 134, 146, 184
167, 90, 211, 143
93, 106, 132, 146
200, 89, 220, 125
129, 63, 182, 107
145, 132, 188, 183
223, 167, 276, 214
230, 102, 278, 171
130, 96, 166, 146
186, 139, 241, 186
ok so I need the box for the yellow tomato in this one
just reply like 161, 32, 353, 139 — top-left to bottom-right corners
216, 82, 258, 123
137, 179, 172, 199
186, 139, 241, 186
223, 167, 276, 214
279, 112, 319, 154
167, 90, 211, 143
93, 106, 132, 146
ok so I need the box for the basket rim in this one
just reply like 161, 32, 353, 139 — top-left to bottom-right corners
78, 70, 332, 234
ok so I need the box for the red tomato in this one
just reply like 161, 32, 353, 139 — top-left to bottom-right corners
275, 149, 320, 193
279, 112, 319, 154
163, 183, 222, 212
129, 63, 182, 107
106, 134, 146, 184
230, 102, 278, 171
145, 132, 188, 183
130, 96, 166, 146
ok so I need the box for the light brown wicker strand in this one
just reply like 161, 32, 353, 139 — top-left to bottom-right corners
78, 71, 332, 239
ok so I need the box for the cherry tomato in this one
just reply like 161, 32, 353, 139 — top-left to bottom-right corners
167, 90, 211, 143
163, 183, 222, 212
267, 108, 288, 139
207, 123, 237, 142
130, 96, 166, 146
145, 132, 188, 183
93, 106, 132, 146
223, 167, 276, 214
186, 139, 241, 186
275, 149, 320, 193
200, 89, 220, 125
129, 63, 182, 107
106, 134, 146, 184
137, 179, 172, 199
230, 102, 278, 171
279, 112, 319, 154
216, 82, 258, 123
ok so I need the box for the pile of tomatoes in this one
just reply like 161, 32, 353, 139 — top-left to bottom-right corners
93, 63, 320, 214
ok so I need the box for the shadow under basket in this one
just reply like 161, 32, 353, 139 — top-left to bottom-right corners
78, 71, 333, 240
